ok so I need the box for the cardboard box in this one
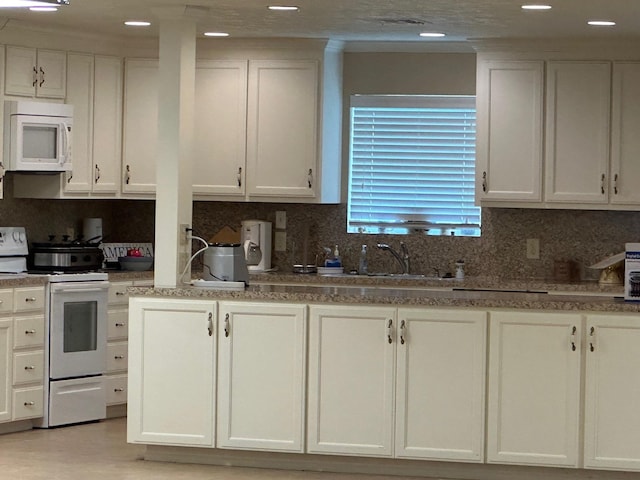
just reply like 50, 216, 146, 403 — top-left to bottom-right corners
624, 243, 640, 301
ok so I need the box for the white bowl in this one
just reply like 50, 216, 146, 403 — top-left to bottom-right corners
118, 256, 154, 271
317, 266, 344, 276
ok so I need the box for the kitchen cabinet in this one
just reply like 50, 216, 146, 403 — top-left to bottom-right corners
216, 302, 306, 452
308, 305, 396, 457
64, 54, 122, 195
487, 310, 582, 467
5, 46, 66, 98
193, 60, 248, 197
127, 297, 216, 447
584, 314, 640, 471
121, 58, 158, 195
0, 318, 12, 422
246, 60, 320, 199
395, 308, 486, 462
475, 60, 544, 203
609, 62, 640, 205
545, 61, 611, 204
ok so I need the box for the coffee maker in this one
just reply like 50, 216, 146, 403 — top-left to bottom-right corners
241, 220, 272, 272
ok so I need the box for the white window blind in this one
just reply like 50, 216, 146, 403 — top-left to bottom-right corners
347, 95, 480, 236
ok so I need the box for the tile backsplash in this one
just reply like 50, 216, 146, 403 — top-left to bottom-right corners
2, 177, 638, 282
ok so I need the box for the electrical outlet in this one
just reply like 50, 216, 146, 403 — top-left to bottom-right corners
180, 224, 190, 246
526, 238, 540, 259
275, 231, 287, 251
275, 211, 287, 229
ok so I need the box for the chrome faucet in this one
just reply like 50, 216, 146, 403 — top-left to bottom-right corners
376, 242, 410, 274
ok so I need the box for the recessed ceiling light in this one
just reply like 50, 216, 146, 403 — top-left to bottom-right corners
29, 6, 57, 11
419, 32, 446, 38
124, 21, 151, 27
204, 32, 229, 37
588, 20, 616, 26
521, 4, 552, 10
267, 5, 299, 11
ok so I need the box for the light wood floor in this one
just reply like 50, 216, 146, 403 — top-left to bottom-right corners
0, 418, 433, 480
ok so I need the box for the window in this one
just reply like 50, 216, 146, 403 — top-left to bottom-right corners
347, 95, 480, 236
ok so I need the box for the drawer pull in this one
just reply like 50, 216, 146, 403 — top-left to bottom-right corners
114, 355, 125, 359
115, 323, 126, 327
25, 297, 37, 302
114, 388, 124, 392
24, 366, 36, 370
25, 329, 36, 335
115, 291, 126, 296
24, 401, 35, 406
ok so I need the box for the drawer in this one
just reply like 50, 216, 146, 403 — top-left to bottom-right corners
14, 316, 45, 349
0, 289, 13, 314
13, 350, 44, 386
13, 386, 44, 420
14, 287, 45, 313
107, 309, 128, 340
106, 373, 127, 405
108, 282, 131, 305
107, 341, 127, 373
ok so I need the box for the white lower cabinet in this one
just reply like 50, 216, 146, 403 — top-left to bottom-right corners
395, 308, 486, 462
487, 310, 582, 467
127, 297, 216, 447
216, 302, 306, 452
584, 314, 640, 471
0, 318, 12, 422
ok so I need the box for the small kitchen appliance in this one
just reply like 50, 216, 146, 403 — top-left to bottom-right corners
82, 217, 103, 243
202, 243, 249, 283
241, 220, 272, 272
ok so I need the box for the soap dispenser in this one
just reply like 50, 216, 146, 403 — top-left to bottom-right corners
358, 245, 368, 275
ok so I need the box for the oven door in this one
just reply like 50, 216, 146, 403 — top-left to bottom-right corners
49, 281, 109, 379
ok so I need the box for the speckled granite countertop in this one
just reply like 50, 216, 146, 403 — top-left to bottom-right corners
126, 272, 640, 313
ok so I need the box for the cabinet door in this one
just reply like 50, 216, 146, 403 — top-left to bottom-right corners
610, 62, 640, 205
64, 53, 94, 193
487, 311, 582, 467
395, 308, 486, 462
0, 318, 12, 422
36, 49, 66, 99
476, 61, 543, 202
246, 60, 318, 198
584, 314, 640, 471
545, 61, 611, 203
92, 55, 122, 194
194, 60, 247, 197
5, 46, 37, 97
122, 59, 158, 194
217, 302, 306, 452
127, 297, 216, 447
307, 305, 396, 457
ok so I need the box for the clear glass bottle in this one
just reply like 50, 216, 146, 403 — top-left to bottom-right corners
358, 244, 368, 275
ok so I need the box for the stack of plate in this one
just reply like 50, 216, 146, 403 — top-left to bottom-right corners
317, 266, 344, 276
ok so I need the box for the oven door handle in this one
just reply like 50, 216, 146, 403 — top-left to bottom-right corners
50, 284, 110, 294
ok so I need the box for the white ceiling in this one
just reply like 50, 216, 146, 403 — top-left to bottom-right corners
2, 0, 640, 50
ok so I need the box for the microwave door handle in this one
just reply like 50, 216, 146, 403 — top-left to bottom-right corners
61, 122, 70, 166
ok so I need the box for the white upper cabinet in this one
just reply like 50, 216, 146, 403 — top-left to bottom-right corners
610, 62, 640, 205
545, 61, 611, 204
246, 60, 319, 199
476, 60, 544, 203
193, 60, 248, 197
5, 46, 66, 99
122, 58, 159, 195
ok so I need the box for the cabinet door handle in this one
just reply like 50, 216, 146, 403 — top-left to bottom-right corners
114, 388, 124, 393
32, 66, 38, 87
601, 173, 606, 195
589, 325, 596, 352
25, 329, 36, 335
25, 297, 37, 302
95, 164, 101, 183
224, 313, 230, 338
614, 173, 619, 195
399, 319, 406, 345
237, 167, 242, 187
387, 319, 393, 344
115, 322, 125, 327
114, 355, 125, 360
482, 171, 487, 192
39, 66, 45, 87
570, 325, 577, 352
307, 168, 313, 188
67, 171, 73, 183
24, 365, 35, 370
207, 312, 213, 337
116, 291, 126, 296
24, 401, 35, 407
125, 165, 131, 184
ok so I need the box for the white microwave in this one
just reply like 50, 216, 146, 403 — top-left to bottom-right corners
3, 100, 73, 172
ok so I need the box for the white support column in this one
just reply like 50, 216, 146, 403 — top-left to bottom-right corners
153, 14, 195, 287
